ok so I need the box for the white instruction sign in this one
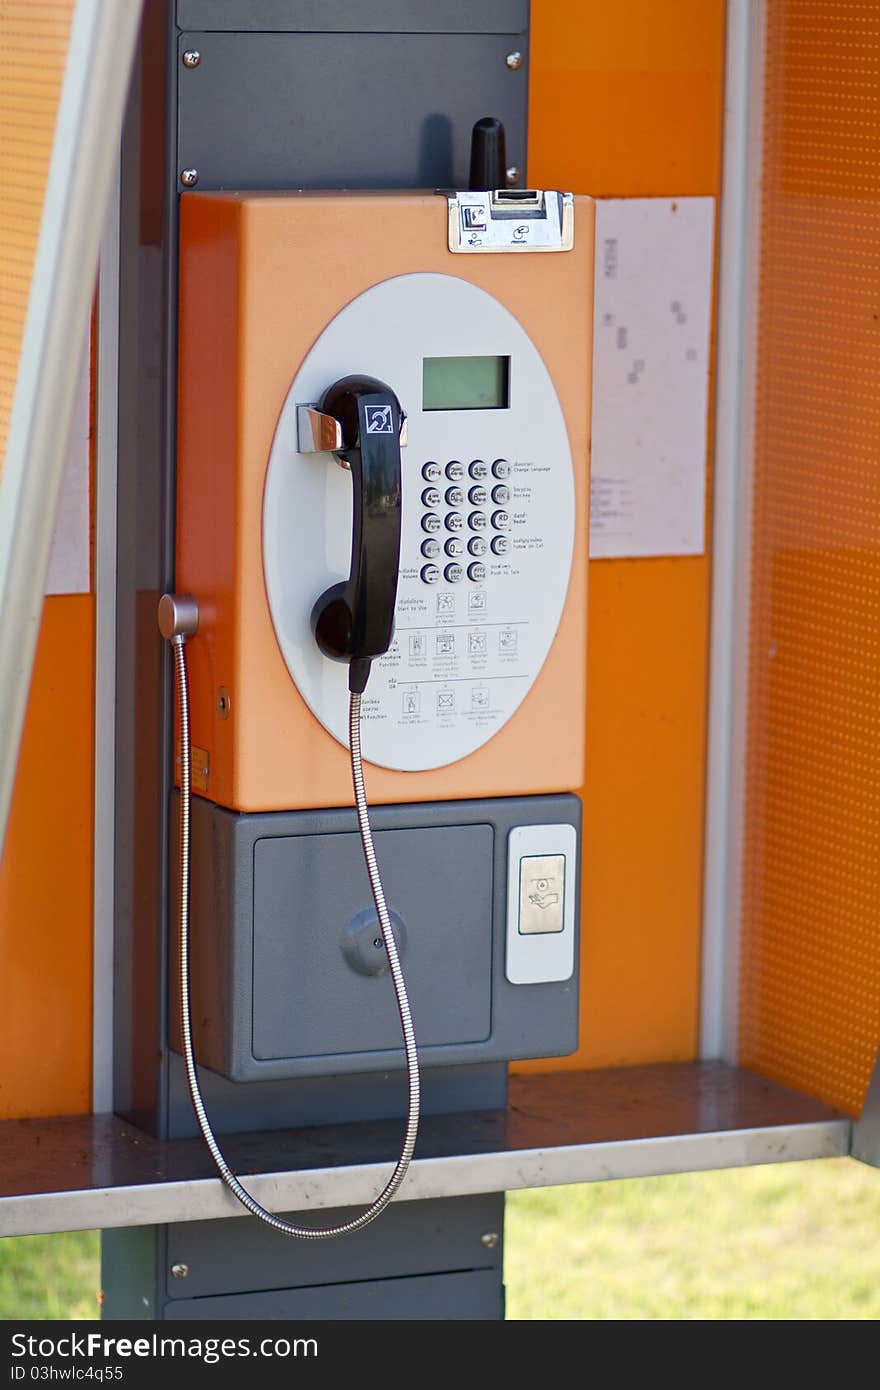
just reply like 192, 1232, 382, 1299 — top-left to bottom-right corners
590, 198, 714, 559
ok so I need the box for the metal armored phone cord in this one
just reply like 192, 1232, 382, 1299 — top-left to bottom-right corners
162, 597, 420, 1238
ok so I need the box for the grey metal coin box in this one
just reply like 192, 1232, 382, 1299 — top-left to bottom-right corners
171, 793, 581, 1082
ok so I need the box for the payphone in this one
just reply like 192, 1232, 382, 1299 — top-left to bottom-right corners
162, 177, 594, 1235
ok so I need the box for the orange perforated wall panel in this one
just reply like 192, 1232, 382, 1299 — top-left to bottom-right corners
516, 1, 724, 1072
739, 1, 880, 1115
0, 1, 94, 1119
0, 1, 75, 470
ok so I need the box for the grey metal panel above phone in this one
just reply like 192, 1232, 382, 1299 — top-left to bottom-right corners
176, 2, 529, 33
176, 32, 528, 191
171, 793, 580, 1082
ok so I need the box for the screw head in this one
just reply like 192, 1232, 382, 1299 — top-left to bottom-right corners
480, 1230, 500, 1249
180, 168, 199, 187
505, 51, 524, 71
505, 166, 520, 186
170, 1263, 189, 1279
182, 49, 201, 69
217, 686, 231, 718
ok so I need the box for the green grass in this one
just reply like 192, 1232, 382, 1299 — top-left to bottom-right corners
0, 1229, 99, 1320
505, 1158, 880, 1319
1, 1159, 879, 1319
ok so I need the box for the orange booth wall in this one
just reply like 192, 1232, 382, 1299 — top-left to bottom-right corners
0, 1, 726, 1118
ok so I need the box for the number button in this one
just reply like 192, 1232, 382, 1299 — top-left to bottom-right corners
421, 537, 440, 559
422, 486, 441, 508
445, 512, 464, 532
492, 458, 511, 479
422, 513, 441, 534
491, 510, 510, 531
491, 483, 510, 505
468, 511, 488, 531
445, 485, 464, 507
467, 561, 486, 583
446, 460, 464, 481
469, 459, 489, 480
422, 462, 442, 482
468, 536, 487, 557
421, 564, 440, 584
444, 563, 464, 584
445, 537, 464, 558
468, 485, 487, 505
490, 535, 509, 556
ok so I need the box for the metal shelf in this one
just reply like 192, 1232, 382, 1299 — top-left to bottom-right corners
0, 1064, 849, 1238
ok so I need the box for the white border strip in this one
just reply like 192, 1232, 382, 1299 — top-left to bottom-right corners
0, 0, 141, 849
92, 176, 121, 1114
700, 0, 767, 1060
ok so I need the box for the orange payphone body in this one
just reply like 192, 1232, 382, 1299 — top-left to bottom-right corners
176, 190, 592, 813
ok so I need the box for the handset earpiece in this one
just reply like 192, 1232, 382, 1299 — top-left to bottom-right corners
307, 375, 405, 693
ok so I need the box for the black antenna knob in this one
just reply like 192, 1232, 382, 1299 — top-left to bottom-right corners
469, 116, 507, 191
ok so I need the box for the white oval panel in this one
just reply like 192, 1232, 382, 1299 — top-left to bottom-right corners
262, 272, 574, 771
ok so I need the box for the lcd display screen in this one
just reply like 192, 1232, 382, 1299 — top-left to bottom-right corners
422, 356, 510, 411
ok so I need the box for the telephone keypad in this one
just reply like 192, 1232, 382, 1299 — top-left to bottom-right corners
420, 457, 517, 582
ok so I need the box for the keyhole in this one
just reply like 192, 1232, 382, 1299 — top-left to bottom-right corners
373, 937, 383, 950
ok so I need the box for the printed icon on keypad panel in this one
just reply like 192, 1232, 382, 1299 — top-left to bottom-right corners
471, 686, 490, 710
401, 689, 420, 716
436, 631, 455, 656
409, 633, 426, 659
437, 593, 455, 616
468, 630, 487, 656
499, 627, 518, 654
436, 689, 455, 714
468, 590, 487, 615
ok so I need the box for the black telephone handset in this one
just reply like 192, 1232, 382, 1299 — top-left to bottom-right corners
310, 375, 404, 694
